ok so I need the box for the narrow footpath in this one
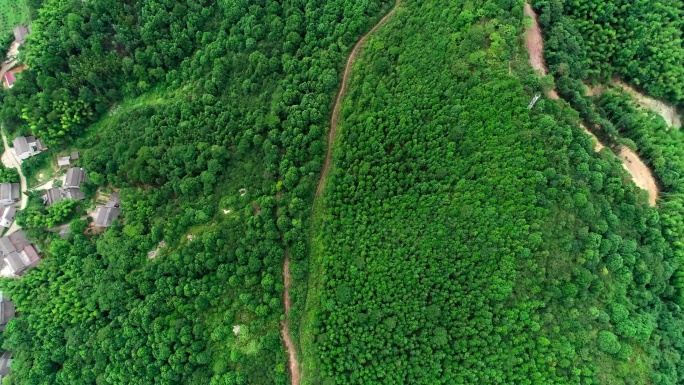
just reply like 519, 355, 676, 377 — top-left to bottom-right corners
278, 2, 402, 385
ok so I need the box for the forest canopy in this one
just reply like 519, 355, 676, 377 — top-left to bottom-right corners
0, 0, 683, 384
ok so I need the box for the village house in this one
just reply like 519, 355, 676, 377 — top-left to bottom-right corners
62, 167, 86, 200
0, 231, 40, 276
0, 206, 17, 228
42, 187, 63, 206
56, 151, 79, 167
0, 292, 15, 332
12, 136, 46, 161
64, 167, 85, 189
2, 72, 15, 89
57, 156, 71, 167
95, 192, 121, 227
0, 183, 20, 206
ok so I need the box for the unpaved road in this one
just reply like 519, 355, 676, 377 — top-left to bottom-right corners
619, 148, 658, 205
524, 3, 657, 206
286, 2, 401, 384
612, 80, 681, 129
316, 0, 402, 197
523, 3, 558, 99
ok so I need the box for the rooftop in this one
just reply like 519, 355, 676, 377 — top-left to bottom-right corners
64, 168, 85, 188
95, 206, 120, 227
12, 136, 30, 156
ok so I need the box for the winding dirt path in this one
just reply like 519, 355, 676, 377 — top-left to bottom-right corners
316, 0, 402, 197
523, 3, 658, 205
275, 185, 300, 385
275, 3, 403, 385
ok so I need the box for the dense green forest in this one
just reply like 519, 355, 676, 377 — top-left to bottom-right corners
304, 0, 684, 384
1, 0, 684, 384
0, 0, 391, 383
531, 0, 684, 105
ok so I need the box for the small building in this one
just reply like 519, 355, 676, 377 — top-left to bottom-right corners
64, 188, 85, 200
64, 167, 85, 189
13, 26, 30, 45
0, 206, 17, 228
42, 187, 63, 206
0, 292, 15, 332
0, 351, 11, 381
57, 156, 71, 167
94, 192, 121, 227
12, 136, 46, 161
2, 72, 15, 89
95, 207, 120, 227
0, 231, 40, 276
70, 151, 79, 160
0, 183, 20, 206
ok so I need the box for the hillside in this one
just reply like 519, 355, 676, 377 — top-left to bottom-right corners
0, 0, 683, 385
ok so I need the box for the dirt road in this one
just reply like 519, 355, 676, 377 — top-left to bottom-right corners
316, 0, 402, 197
279, 2, 402, 384
619, 148, 658, 205
612, 80, 681, 129
523, 3, 558, 99
523, 3, 657, 205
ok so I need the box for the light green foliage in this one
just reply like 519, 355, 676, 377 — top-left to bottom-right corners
0, 0, 27, 35
305, 0, 684, 384
0, 0, 389, 383
598, 331, 621, 355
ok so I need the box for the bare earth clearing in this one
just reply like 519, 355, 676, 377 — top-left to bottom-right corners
524, 3, 657, 206
619, 148, 658, 206
612, 80, 682, 129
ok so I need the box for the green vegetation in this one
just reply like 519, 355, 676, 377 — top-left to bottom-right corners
0, 0, 28, 35
0, 0, 391, 383
1, 0, 683, 385
596, 90, 684, 303
305, 0, 684, 384
531, 0, 684, 105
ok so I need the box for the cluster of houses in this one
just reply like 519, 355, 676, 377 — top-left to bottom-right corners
0, 25, 36, 378
2, 26, 31, 89
0, 183, 20, 229
0, 231, 39, 276
43, 167, 86, 205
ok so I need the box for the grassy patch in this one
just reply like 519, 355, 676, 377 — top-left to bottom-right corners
0, 0, 28, 35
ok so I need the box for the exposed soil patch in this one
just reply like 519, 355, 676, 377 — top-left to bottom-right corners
619, 147, 658, 206
612, 80, 682, 129
523, 4, 558, 100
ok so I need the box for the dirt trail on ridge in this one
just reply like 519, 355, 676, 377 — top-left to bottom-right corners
316, 0, 402, 197
524, 3, 657, 205
280, 2, 401, 385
